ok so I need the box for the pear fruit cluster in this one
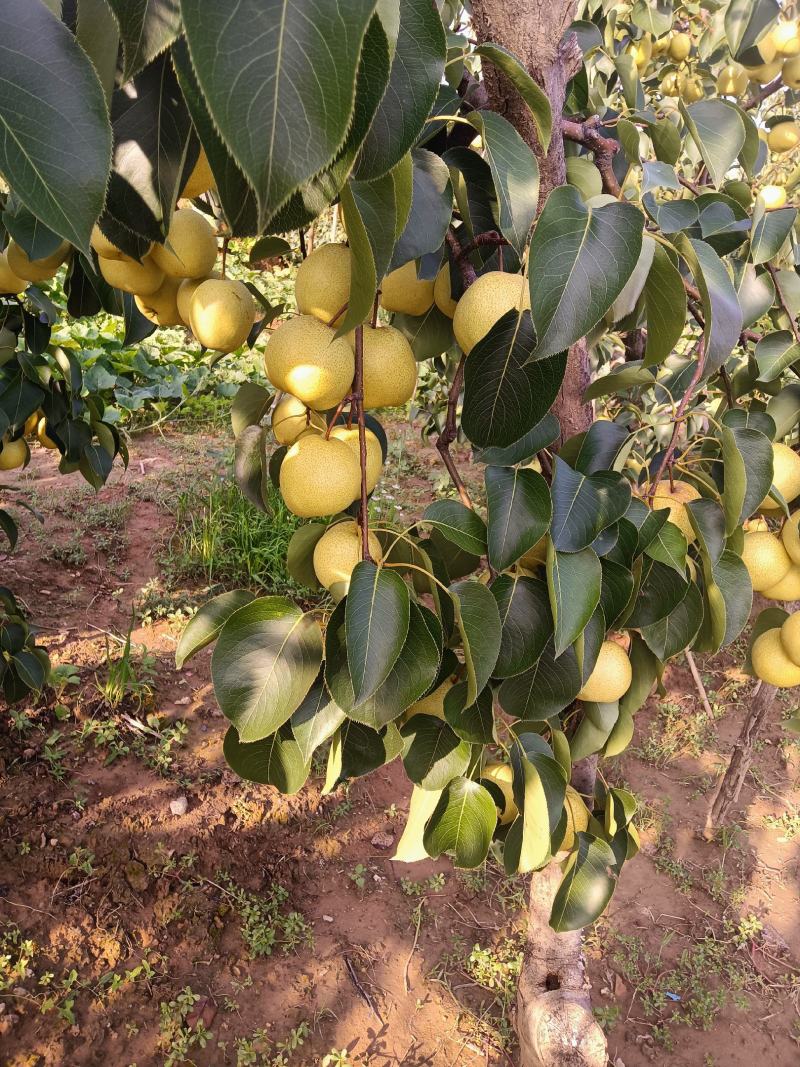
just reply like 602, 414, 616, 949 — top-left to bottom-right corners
752, 613, 800, 688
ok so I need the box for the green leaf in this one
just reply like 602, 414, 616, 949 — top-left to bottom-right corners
175, 589, 255, 669
76, 0, 120, 105
285, 524, 326, 591
290, 677, 346, 764
401, 715, 471, 790
550, 833, 617, 931
625, 560, 689, 628
0, 509, 18, 550
474, 413, 560, 467
498, 641, 581, 720
234, 425, 268, 513
694, 550, 752, 653
631, 0, 674, 37
354, 0, 446, 181
485, 466, 551, 573
599, 559, 635, 629
643, 243, 687, 368
736, 263, 775, 328
751, 207, 797, 265
549, 457, 622, 553
755, 331, 800, 383
641, 581, 704, 660
547, 547, 602, 657
394, 785, 444, 862
674, 236, 743, 375
423, 777, 497, 868
231, 383, 272, 439
223, 724, 309, 794
466, 112, 539, 255
473, 43, 552, 150
570, 702, 619, 761
450, 580, 502, 705
644, 522, 687, 573
0, 0, 111, 256
725, 0, 780, 58
721, 426, 774, 533
462, 310, 567, 449
491, 575, 552, 678
389, 149, 452, 271
619, 632, 660, 715
529, 187, 644, 360
582, 365, 655, 402
422, 500, 488, 556
346, 561, 410, 706
181, 0, 376, 229
335, 720, 404, 783
509, 737, 567, 872
211, 598, 323, 743
681, 100, 746, 189
444, 683, 495, 744
105, 0, 180, 81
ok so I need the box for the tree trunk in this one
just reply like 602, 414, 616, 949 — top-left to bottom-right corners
707, 681, 778, 832
470, 3, 602, 1064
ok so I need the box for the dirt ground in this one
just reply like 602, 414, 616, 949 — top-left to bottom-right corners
1, 426, 799, 1067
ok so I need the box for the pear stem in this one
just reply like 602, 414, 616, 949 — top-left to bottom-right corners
353, 323, 373, 562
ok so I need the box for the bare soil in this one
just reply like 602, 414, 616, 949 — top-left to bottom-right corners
1, 426, 799, 1067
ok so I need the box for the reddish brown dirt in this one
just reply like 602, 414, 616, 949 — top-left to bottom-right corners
1, 428, 799, 1067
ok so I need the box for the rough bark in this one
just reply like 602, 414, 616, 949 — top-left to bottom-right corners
707, 682, 778, 831
469, 3, 602, 1065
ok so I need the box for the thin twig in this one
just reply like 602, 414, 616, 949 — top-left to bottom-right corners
766, 262, 800, 346
298, 228, 307, 259
744, 74, 784, 110
353, 324, 373, 561
344, 954, 383, 1024
436, 352, 473, 509
685, 650, 714, 720
455, 229, 509, 260
404, 901, 423, 993
327, 301, 349, 327
220, 237, 229, 278
324, 393, 354, 439
647, 338, 706, 497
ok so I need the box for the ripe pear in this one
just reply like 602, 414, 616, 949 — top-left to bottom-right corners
433, 264, 457, 317
667, 31, 691, 62
751, 627, 800, 686
781, 612, 800, 666
752, 33, 779, 64
518, 534, 548, 571
189, 279, 254, 352
760, 442, 800, 509
0, 251, 26, 295
37, 418, 58, 449
264, 315, 354, 410
328, 424, 383, 492
99, 252, 164, 296
6, 240, 70, 283
481, 763, 517, 825
23, 411, 39, 436
782, 55, 800, 89
295, 243, 351, 325
181, 148, 215, 199
771, 20, 800, 57
150, 208, 218, 279
312, 519, 382, 598
678, 73, 704, 102
0, 435, 27, 470
781, 511, 800, 564
651, 479, 700, 541
741, 531, 792, 591
576, 640, 633, 703
135, 277, 183, 327
745, 57, 784, 82
768, 121, 800, 153
716, 63, 749, 97
660, 72, 681, 96
90, 224, 151, 262
404, 677, 456, 721
271, 394, 326, 445
379, 261, 435, 316
758, 184, 788, 209
763, 563, 800, 600
453, 271, 530, 355
355, 325, 417, 408
626, 35, 652, 70
278, 433, 361, 517
176, 271, 221, 324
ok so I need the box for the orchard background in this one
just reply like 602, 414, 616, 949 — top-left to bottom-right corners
3, 0, 800, 1065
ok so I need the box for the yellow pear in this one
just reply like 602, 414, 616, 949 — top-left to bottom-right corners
751, 627, 800, 686
189, 278, 254, 352
271, 395, 326, 446
98, 252, 164, 296
328, 424, 383, 492
176, 271, 221, 324
23, 412, 39, 436
768, 121, 800, 153
760, 442, 800, 509
651, 479, 701, 541
771, 20, 800, 57
576, 640, 633, 703
660, 72, 681, 96
264, 315, 354, 410
741, 531, 792, 591
90, 224, 152, 262
453, 271, 530, 354
678, 73, 705, 102
626, 35, 652, 70
295, 244, 351, 325
667, 32, 691, 62
560, 785, 591, 852
355, 324, 417, 408
135, 277, 183, 327
278, 433, 361, 517
758, 185, 788, 210
745, 57, 784, 82
379, 261, 435, 316
312, 519, 382, 597
782, 55, 800, 89
181, 149, 215, 199
6, 240, 70, 283
763, 563, 800, 600
433, 263, 458, 317
716, 64, 749, 97
753, 33, 779, 64
404, 677, 456, 721
781, 511, 800, 564
481, 763, 517, 826
780, 612, 800, 666
36, 418, 58, 449
0, 436, 27, 470
518, 534, 548, 570
150, 208, 218, 279
0, 251, 26, 295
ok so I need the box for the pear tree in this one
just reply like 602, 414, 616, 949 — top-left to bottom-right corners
3, 1, 800, 1064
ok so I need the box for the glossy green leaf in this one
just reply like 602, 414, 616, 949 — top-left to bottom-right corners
549, 457, 624, 553
401, 714, 471, 790
619, 632, 660, 715
641, 580, 704, 661
176, 589, 255, 669
106, 0, 180, 81
735, 263, 775, 328
644, 521, 687, 573
334, 720, 404, 784
694, 550, 752, 653
474, 413, 560, 466
423, 777, 497, 868
547, 546, 602, 657
499, 641, 581, 720
346, 561, 410, 707
725, 0, 780, 58
389, 149, 452, 272
290, 676, 346, 764
491, 575, 553, 678
422, 500, 488, 556
755, 331, 800, 383
473, 43, 552, 150
643, 243, 687, 368
450, 580, 502, 705
570, 702, 619, 761
467, 112, 539, 254
509, 736, 567, 872
0, 0, 111, 255
681, 100, 745, 188
223, 724, 309, 794
751, 207, 797, 265
720, 426, 774, 533
485, 465, 551, 572
212, 598, 323, 742
674, 236, 743, 375
444, 683, 495, 744
550, 833, 617, 931
583, 365, 655, 402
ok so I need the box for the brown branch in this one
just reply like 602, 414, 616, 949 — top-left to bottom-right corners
298, 228, 307, 259
324, 393, 354, 439
561, 117, 621, 197
455, 229, 510, 260
766, 261, 800, 347
647, 337, 706, 498
327, 301, 349, 327
353, 324, 373, 562
445, 228, 477, 288
744, 75, 784, 110
683, 277, 761, 345
436, 352, 473, 510
220, 237, 230, 278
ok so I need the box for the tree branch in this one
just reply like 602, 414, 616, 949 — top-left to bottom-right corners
561, 117, 621, 197
744, 75, 784, 110
767, 261, 800, 347
647, 337, 706, 497
455, 229, 509, 260
445, 228, 477, 288
436, 352, 473, 510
